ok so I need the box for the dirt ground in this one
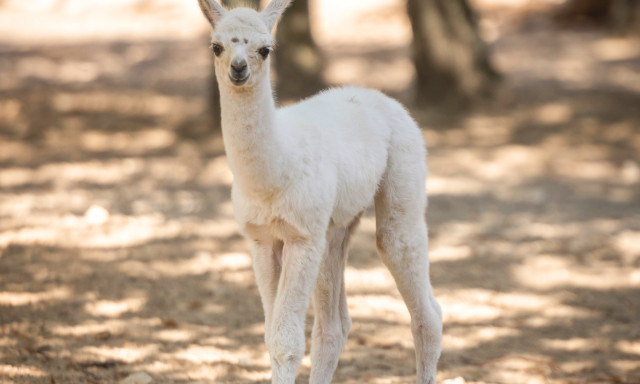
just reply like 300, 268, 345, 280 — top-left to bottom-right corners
1, 0, 639, 383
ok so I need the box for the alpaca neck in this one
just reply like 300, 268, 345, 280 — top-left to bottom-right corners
219, 75, 283, 193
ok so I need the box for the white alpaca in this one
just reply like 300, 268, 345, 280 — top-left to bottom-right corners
197, 1, 442, 383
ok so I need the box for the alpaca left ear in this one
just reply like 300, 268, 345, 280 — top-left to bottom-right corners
261, 0, 293, 31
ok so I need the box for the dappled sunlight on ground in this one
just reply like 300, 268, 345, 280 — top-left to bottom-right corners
1, 0, 640, 383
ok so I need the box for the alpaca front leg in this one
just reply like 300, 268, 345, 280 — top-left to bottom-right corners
268, 240, 324, 384
309, 226, 352, 384
251, 241, 283, 347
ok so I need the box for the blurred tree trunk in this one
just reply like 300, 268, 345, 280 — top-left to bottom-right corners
556, 0, 640, 33
611, 0, 640, 33
275, 0, 324, 100
208, 51, 222, 134
610, 0, 640, 33
407, 0, 499, 106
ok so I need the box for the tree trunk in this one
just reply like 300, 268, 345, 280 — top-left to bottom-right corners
274, 0, 324, 100
554, 0, 640, 33
208, 56, 223, 133
407, 0, 499, 106
606, 0, 640, 33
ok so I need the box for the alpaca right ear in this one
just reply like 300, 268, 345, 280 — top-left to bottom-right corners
261, 0, 293, 31
198, 0, 227, 28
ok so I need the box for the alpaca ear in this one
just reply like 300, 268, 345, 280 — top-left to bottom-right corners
198, 0, 227, 28
261, 0, 292, 31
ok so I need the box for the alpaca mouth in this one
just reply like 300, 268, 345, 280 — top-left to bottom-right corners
229, 73, 249, 86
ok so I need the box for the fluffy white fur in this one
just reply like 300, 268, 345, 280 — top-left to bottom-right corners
197, 1, 442, 383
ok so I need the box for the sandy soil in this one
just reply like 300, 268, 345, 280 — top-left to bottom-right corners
1, 1, 639, 383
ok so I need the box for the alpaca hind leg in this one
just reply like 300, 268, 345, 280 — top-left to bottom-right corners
376, 219, 442, 384
269, 240, 325, 384
374, 156, 442, 384
309, 219, 359, 384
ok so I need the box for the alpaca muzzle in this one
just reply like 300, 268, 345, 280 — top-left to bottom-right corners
230, 58, 249, 85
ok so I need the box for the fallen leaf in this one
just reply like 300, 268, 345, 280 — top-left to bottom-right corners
162, 318, 177, 327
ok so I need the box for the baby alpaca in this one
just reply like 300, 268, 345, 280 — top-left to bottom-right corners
197, 0, 442, 383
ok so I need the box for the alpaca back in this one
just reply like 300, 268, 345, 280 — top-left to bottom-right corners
275, 86, 425, 227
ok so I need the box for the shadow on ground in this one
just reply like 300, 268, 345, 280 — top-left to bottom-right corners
1, 4, 640, 384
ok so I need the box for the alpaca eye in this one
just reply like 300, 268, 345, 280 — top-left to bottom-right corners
258, 46, 271, 59
211, 43, 224, 57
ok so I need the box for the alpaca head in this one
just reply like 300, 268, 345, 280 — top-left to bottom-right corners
198, 0, 292, 89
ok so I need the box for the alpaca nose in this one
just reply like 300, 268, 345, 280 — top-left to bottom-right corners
231, 58, 248, 77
